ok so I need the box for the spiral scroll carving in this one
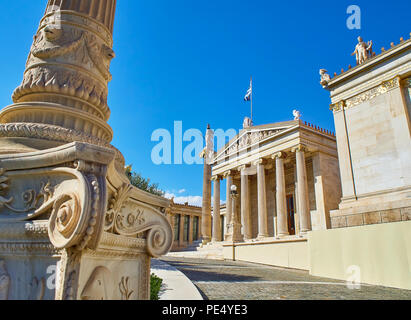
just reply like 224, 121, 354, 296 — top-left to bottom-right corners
146, 225, 172, 258
48, 193, 81, 249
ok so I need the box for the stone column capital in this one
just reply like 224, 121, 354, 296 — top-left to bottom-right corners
272, 152, 286, 160
253, 158, 267, 166
237, 164, 250, 172
222, 170, 232, 178
211, 175, 222, 181
291, 144, 308, 153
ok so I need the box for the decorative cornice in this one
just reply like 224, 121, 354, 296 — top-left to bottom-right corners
97, 232, 146, 254
0, 221, 49, 240
0, 122, 125, 166
346, 77, 400, 109
0, 242, 59, 255
330, 76, 401, 112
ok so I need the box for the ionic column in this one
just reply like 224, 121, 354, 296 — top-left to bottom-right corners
188, 215, 194, 244
212, 175, 221, 242
292, 145, 312, 233
223, 171, 233, 231
230, 185, 243, 242
254, 159, 269, 238
179, 214, 185, 246
272, 152, 289, 237
239, 165, 252, 240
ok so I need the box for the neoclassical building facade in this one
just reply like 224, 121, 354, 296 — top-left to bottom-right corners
202, 119, 342, 243
166, 199, 202, 251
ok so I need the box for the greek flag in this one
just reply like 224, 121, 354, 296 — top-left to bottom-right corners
244, 79, 252, 101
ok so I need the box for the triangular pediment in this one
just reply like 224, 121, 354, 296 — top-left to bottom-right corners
213, 120, 299, 163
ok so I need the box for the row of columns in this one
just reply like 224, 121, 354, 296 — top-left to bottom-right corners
168, 213, 200, 247
209, 144, 312, 242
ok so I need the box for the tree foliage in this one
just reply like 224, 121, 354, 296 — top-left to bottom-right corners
125, 166, 164, 197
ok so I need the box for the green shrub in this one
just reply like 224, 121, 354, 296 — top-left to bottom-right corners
150, 273, 163, 300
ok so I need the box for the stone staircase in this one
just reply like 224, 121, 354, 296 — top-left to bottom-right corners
166, 240, 224, 260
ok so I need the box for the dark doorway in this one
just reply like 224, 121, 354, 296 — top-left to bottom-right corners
286, 195, 296, 235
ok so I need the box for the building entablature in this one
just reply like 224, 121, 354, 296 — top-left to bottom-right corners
211, 121, 337, 177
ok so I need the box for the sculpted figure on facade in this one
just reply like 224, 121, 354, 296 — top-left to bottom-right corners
243, 116, 252, 129
351, 36, 374, 65
319, 69, 331, 88
293, 110, 302, 120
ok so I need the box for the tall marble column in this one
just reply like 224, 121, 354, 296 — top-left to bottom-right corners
212, 175, 221, 242
239, 165, 252, 240
200, 125, 213, 244
272, 152, 289, 237
254, 159, 269, 238
230, 186, 243, 242
223, 171, 233, 233
292, 145, 312, 233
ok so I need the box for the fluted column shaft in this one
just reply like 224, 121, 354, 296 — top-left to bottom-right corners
212, 176, 221, 242
239, 165, 252, 240
46, 0, 117, 33
273, 153, 289, 237
293, 145, 312, 233
231, 191, 243, 242
224, 171, 232, 235
255, 159, 268, 238
201, 161, 212, 243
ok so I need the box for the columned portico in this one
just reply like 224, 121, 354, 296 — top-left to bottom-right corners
273, 152, 289, 237
203, 119, 340, 245
212, 175, 222, 242
239, 165, 252, 240
254, 159, 269, 238
292, 144, 312, 233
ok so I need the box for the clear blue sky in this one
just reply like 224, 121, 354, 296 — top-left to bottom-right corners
0, 0, 410, 205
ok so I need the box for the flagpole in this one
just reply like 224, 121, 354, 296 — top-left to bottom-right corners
250, 76, 253, 124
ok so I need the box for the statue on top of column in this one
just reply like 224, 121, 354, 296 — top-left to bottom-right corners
351, 36, 374, 65
200, 124, 215, 164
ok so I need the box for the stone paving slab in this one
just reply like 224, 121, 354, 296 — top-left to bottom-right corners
160, 257, 411, 300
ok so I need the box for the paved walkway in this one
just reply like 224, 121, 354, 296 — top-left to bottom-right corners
160, 257, 411, 300
151, 259, 203, 300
